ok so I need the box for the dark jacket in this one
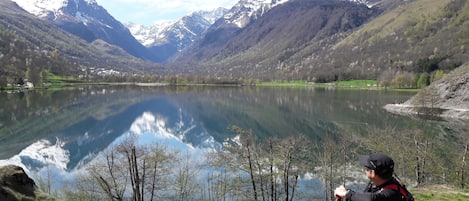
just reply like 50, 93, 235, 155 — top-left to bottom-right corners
345, 179, 404, 201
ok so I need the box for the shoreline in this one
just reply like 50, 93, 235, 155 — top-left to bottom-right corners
384, 103, 469, 120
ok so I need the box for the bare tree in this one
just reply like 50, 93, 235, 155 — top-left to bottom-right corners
65, 137, 177, 201
174, 152, 202, 201
207, 126, 311, 201
313, 136, 342, 201
460, 143, 468, 189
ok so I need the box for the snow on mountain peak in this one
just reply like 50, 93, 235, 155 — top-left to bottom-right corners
13, 0, 67, 18
0, 139, 70, 171
12, 0, 99, 24
125, 21, 176, 46
347, 0, 380, 8
192, 7, 228, 24
224, 0, 290, 28
126, 7, 227, 48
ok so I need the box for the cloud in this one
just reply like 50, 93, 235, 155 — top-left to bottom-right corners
97, 0, 237, 24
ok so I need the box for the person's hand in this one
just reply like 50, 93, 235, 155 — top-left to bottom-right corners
334, 185, 348, 199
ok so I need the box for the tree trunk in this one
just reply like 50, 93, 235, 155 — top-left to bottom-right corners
247, 145, 258, 201
461, 143, 468, 189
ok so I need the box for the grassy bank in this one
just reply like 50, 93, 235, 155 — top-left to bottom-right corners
2, 78, 421, 92
258, 80, 421, 92
412, 185, 469, 201
259, 80, 379, 88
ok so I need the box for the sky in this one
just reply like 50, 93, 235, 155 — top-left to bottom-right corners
95, 0, 238, 25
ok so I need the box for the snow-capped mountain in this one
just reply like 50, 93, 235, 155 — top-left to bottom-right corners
126, 8, 227, 63
222, 0, 290, 28
173, 0, 383, 74
12, 0, 98, 20
221, 0, 385, 29
126, 21, 175, 47
11, 0, 156, 61
171, 0, 294, 62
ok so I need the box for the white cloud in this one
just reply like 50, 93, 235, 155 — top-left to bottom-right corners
96, 0, 237, 25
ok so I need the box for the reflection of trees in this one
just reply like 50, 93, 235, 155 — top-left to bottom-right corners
177, 87, 411, 142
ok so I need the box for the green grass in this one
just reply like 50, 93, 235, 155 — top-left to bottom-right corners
334, 80, 377, 87
259, 80, 378, 88
258, 80, 310, 87
257, 79, 422, 92
44, 72, 80, 84
412, 185, 469, 201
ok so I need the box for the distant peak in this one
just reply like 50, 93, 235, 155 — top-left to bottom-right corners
223, 0, 291, 28
11, 0, 99, 18
12, 0, 67, 17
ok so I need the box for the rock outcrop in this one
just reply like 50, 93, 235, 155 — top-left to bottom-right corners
385, 62, 469, 119
0, 165, 54, 201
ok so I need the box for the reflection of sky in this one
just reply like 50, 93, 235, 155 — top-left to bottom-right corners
0, 102, 322, 200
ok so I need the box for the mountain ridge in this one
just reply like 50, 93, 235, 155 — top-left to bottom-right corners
0, 0, 163, 87
12, 0, 158, 62
1, 0, 469, 86
126, 8, 228, 63
171, 0, 382, 78
168, 0, 468, 83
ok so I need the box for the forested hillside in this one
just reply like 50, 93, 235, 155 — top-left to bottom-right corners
0, 1, 163, 88
277, 0, 468, 83
0, 1, 80, 87
2, 0, 468, 87
315, 0, 469, 82
171, 0, 469, 84
173, 0, 381, 79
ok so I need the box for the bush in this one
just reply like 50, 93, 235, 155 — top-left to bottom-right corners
417, 73, 430, 88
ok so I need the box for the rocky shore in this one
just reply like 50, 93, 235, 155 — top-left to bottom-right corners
384, 103, 469, 120
384, 62, 469, 120
0, 165, 55, 201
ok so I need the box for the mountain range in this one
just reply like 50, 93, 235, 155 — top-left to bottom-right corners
0, 0, 163, 87
126, 8, 228, 63
12, 0, 157, 61
174, 0, 383, 76
1, 0, 469, 85
172, 0, 468, 82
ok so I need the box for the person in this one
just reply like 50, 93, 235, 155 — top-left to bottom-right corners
334, 153, 413, 201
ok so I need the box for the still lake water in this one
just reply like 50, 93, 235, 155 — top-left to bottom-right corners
0, 85, 460, 197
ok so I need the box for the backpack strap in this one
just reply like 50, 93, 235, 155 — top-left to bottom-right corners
381, 183, 410, 200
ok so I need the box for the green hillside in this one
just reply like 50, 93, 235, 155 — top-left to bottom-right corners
175, 0, 469, 83
306, 0, 469, 81
334, 0, 453, 47
0, 1, 163, 89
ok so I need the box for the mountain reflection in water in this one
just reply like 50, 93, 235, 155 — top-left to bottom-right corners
0, 86, 419, 198
1, 93, 221, 171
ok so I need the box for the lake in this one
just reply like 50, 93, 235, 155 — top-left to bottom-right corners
0, 85, 465, 199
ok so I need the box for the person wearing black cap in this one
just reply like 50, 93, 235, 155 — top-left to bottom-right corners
334, 153, 413, 201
